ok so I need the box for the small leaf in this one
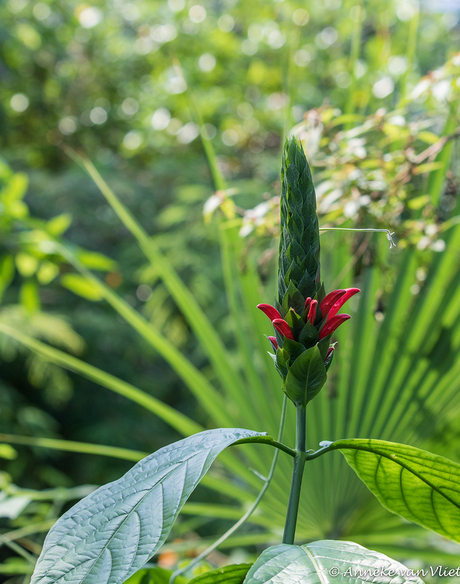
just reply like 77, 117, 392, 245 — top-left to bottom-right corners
75, 249, 117, 271
16, 253, 39, 277
30, 429, 264, 584
47, 213, 73, 236
283, 345, 327, 405
1, 172, 28, 202
298, 322, 319, 348
0, 444, 18, 459
60, 274, 103, 301
332, 439, 460, 543
125, 567, 188, 584
20, 280, 40, 312
188, 563, 252, 584
0, 255, 15, 301
37, 261, 60, 285
243, 541, 423, 584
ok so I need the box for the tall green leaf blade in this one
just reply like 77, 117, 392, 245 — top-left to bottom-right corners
243, 540, 422, 584
188, 564, 252, 584
0, 322, 203, 437
332, 439, 460, 542
70, 152, 245, 402
30, 429, 263, 584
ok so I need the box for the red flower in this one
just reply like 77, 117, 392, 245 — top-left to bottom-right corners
257, 304, 282, 321
320, 288, 360, 320
272, 319, 294, 340
319, 314, 351, 339
257, 287, 360, 345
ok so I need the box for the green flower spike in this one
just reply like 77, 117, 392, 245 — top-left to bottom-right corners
257, 138, 360, 406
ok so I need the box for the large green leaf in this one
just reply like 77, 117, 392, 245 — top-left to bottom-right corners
30, 429, 263, 584
188, 564, 252, 584
243, 541, 423, 584
331, 439, 460, 542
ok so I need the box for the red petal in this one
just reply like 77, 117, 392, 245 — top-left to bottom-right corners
319, 314, 351, 339
328, 288, 360, 319
320, 289, 346, 316
325, 346, 334, 361
257, 303, 282, 322
307, 299, 318, 324
304, 297, 312, 311
267, 336, 278, 350
272, 319, 294, 340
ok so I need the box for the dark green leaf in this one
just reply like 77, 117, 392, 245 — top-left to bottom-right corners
284, 345, 327, 405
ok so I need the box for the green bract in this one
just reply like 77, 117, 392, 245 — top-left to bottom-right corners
277, 138, 322, 312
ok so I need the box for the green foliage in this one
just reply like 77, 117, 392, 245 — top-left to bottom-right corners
278, 138, 320, 304
188, 564, 252, 584
332, 439, 460, 543
244, 541, 423, 584
30, 429, 263, 584
2, 0, 460, 579
125, 567, 188, 584
283, 345, 327, 406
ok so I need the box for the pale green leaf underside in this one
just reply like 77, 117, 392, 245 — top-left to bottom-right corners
243, 540, 423, 584
188, 563, 252, 584
332, 439, 460, 543
31, 429, 263, 584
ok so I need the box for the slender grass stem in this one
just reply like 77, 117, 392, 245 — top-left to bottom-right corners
282, 405, 307, 545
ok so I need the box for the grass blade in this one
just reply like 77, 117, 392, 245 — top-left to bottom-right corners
66, 149, 244, 402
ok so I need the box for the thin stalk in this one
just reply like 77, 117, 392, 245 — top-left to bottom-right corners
283, 404, 307, 544
169, 396, 289, 584
0, 534, 36, 564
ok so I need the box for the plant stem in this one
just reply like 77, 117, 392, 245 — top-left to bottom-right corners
282, 404, 307, 544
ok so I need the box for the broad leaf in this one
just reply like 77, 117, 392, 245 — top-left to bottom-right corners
30, 429, 263, 584
331, 439, 460, 543
188, 563, 252, 583
243, 540, 423, 584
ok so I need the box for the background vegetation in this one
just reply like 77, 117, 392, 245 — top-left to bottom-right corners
1, 0, 460, 582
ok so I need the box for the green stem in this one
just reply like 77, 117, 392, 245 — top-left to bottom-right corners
283, 404, 307, 544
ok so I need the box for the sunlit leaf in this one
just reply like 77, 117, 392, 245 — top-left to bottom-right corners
60, 273, 103, 301
332, 439, 460, 543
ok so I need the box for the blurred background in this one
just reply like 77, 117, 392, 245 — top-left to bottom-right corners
2, 0, 460, 581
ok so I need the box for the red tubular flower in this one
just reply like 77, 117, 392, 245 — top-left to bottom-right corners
304, 297, 312, 311
307, 299, 317, 324
325, 346, 334, 360
272, 319, 295, 340
267, 336, 278, 350
328, 288, 360, 319
257, 303, 282, 322
319, 314, 351, 339
319, 289, 345, 315
320, 288, 360, 321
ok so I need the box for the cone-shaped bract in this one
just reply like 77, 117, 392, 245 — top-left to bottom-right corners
278, 138, 321, 308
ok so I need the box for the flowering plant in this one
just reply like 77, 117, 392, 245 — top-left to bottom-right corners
8, 138, 460, 584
